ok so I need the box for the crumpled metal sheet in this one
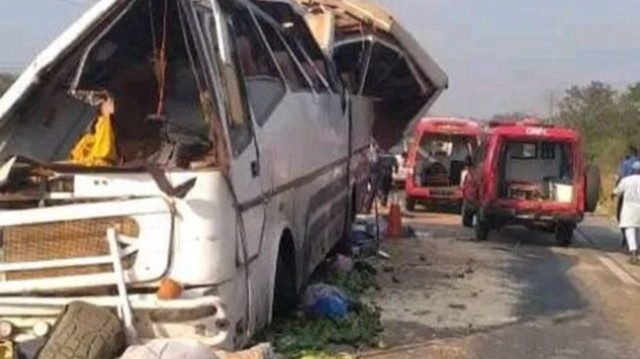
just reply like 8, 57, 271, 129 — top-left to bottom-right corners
293, 0, 448, 149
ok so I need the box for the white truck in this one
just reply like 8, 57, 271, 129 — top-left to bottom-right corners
0, 0, 446, 349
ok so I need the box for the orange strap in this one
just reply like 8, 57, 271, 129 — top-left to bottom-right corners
155, 0, 169, 116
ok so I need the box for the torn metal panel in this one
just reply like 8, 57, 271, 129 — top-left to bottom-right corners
304, 11, 336, 51
299, 0, 393, 32
293, 0, 448, 149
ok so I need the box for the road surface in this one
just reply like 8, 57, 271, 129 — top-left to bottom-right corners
361, 209, 640, 359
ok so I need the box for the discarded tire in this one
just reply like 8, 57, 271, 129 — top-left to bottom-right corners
585, 164, 601, 213
37, 301, 125, 359
121, 340, 219, 359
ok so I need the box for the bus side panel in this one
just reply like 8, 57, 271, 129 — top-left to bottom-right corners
349, 96, 375, 210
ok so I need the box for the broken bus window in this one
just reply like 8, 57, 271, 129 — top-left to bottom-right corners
256, 16, 311, 94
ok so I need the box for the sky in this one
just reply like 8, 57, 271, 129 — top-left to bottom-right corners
2, 0, 640, 119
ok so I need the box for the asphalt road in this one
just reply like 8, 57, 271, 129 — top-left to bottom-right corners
362, 208, 640, 359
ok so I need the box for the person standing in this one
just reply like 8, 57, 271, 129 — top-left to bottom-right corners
617, 146, 639, 247
374, 153, 397, 207
613, 161, 640, 264
618, 146, 639, 182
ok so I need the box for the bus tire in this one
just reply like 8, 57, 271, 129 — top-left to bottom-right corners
37, 301, 125, 359
333, 189, 357, 256
461, 202, 474, 228
272, 235, 297, 317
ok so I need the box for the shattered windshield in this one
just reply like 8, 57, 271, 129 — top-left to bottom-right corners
0, 0, 223, 171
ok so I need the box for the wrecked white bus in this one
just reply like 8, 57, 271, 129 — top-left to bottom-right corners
0, 0, 446, 349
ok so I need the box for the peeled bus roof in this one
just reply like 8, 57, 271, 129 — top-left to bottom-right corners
0, 0, 448, 152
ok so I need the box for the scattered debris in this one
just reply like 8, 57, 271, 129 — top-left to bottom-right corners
414, 310, 431, 316
121, 340, 219, 359
353, 215, 388, 241
302, 284, 351, 320
382, 266, 394, 273
391, 276, 401, 284
414, 229, 433, 238
350, 219, 383, 258
15, 338, 45, 359
214, 343, 276, 359
0, 341, 15, 359
377, 250, 391, 259
448, 304, 467, 311
418, 254, 427, 262
263, 259, 383, 358
332, 255, 355, 274
403, 226, 417, 238
376, 340, 389, 350
465, 323, 475, 334
298, 352, 357, 359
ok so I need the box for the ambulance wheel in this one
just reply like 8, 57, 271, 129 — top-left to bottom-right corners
461, 202, 474, 228
555, 224, 574, 247
474, 215, 489, 241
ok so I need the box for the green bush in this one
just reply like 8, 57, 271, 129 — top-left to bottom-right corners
551, 81, 640, 213
0, 73, 16, 96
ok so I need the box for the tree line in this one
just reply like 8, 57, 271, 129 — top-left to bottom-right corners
493, 81, 640, 166
553, 81, 640, 165
491, 81, 640, 211
0, 73, 15, 96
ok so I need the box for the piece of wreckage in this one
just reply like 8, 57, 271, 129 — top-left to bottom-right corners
290, 0, 448, 149
0, 0, 446, 350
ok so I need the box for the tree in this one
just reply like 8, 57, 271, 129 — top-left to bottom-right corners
489, 112, 530, 123
551, 81, 640, 213
553, 81, 628, 161
0, 73, 15, 96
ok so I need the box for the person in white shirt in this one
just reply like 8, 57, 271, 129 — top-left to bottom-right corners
613, 161, 640, 264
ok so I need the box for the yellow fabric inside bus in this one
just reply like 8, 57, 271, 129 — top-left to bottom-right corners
69, 114, 117, 166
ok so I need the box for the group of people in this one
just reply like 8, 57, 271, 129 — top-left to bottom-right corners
614, 146, 640, 264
